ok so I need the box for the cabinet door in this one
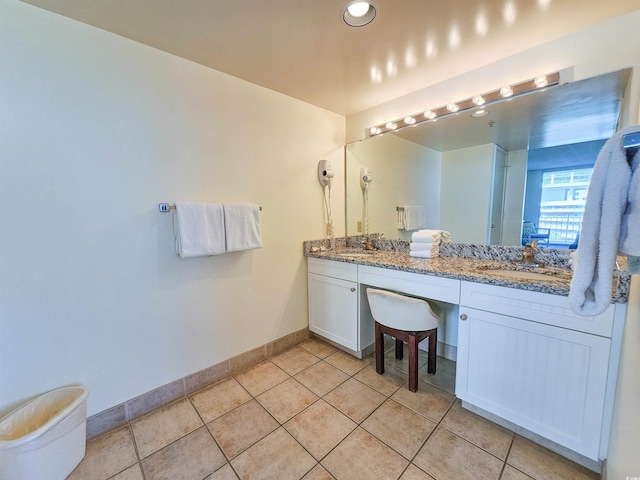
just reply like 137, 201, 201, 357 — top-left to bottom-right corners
308, 273, 358, 351
456, 307, 610, 460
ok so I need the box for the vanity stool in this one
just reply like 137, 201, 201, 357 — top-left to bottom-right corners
366, 288, 441, 392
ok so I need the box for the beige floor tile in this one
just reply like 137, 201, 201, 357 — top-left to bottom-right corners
322, 427, 409, 480
231, 427, 317, 480
300, 339, 339, 358
141, 426, 226, 480
131, 398, 203, 459
362, 399, 436, 459
324, 378, 387, 423
190, 377, 252, 423
413, 426, 504, 480
382, 344, 429, 372
68, 426, 137, 480
294, 360, 350, 396
285, 399, 357, 460
111, 464, 144, 480
256, 377, 318, 423
206, 463, 240, 480
271, 345, 321, 375
302, 464, 337, 480
391, 380, 456, 423
419, 356, 456, 394
440, 400, 514, 460
233, 360, 290, 396
207, 399, 279, 459
500, 465, 535, 479
324, 350, 374, 375
354, 363, 407, 396
507, 436, 599, 480
400, 464, 436, 480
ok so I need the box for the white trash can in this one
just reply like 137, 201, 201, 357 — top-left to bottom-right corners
0, 386, 88, 480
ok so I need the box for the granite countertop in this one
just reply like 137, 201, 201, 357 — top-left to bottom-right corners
303, 237, 630, 303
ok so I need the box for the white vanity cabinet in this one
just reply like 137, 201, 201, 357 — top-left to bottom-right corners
307, 258, 360, 352
456, 281, 625, 461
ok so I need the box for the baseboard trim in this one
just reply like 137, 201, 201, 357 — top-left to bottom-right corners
86, 327, 311, 439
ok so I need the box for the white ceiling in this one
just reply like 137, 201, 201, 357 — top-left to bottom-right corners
19, 0, 640, 116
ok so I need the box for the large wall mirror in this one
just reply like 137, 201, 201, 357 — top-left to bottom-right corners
346, 68, 631, 248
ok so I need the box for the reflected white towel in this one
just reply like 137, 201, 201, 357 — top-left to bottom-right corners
569, 125, 640, 316
398, 206, 426, 231
174, 203, 225, 257
411, 229, 451, 243
223, 203, 263, 253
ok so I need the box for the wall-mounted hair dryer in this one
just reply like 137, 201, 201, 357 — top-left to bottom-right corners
318, 160, 334, 188
360, 167, 373, 191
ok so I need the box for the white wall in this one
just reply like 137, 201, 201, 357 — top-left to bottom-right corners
346, 135, 440, 241
0, 0, 344, 416
440, 144, 495, 244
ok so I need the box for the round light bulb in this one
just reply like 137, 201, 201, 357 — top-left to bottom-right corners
404, 116, 416, 125
534, 75, 548, 88
369, 126, 381, 135
385, 122, 398, 130
424, 110, 436, 120
347, 1, 370, 17
446, 103, 459, 113
472, 95, 485, 106
500, 86, 513, 97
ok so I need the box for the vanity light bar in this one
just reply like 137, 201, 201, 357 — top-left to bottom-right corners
367, 72, 560, 137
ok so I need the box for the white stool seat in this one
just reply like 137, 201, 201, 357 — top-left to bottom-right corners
366, 288, 441, 392
366, 289, 440, 331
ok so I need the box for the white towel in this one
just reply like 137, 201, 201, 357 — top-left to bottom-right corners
411, 229, 451, 243
223, 203, 263, 253
410, 241, 439, 250
620, 147, 640, 255
397, 206, 426, 231
174, 203, 225, 257
569, 125, 640, 316
410, 247, 439, 258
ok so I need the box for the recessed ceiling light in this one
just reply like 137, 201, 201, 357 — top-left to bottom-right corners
471, 109, 490, 118
342, 1, 378, 27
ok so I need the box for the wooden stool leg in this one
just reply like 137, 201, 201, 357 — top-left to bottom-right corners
375, 322, 385, 375
408, 334, 418, 392
427, 329, 437, 375
395, 338, 403, 360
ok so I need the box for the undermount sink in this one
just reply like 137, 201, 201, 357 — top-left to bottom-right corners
478, 265, 572, 282
337, 251, 375, 257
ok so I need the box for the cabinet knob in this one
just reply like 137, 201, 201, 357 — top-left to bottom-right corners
460, 314, 468, 321
350, 287, 356, 292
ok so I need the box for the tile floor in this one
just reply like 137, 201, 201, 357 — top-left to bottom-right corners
68, 338, 599, 480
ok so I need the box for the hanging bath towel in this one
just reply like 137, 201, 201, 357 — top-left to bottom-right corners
174, 203, 226, 257
569, 125, 640, 316
223, 203, 263, 252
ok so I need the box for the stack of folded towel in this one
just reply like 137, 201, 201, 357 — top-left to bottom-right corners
409, 229, 451, 258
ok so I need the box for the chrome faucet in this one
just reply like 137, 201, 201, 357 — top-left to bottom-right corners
518, 239, 545, 267
362, 233, 383, 250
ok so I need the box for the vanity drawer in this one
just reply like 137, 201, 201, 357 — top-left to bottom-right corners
358, 265, 460, 304
307, 257, 358, 282
460, 281, 615, 337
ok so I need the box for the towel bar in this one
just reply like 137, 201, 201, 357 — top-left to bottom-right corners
159, 203, 262, 212
622, 132, 640, 149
